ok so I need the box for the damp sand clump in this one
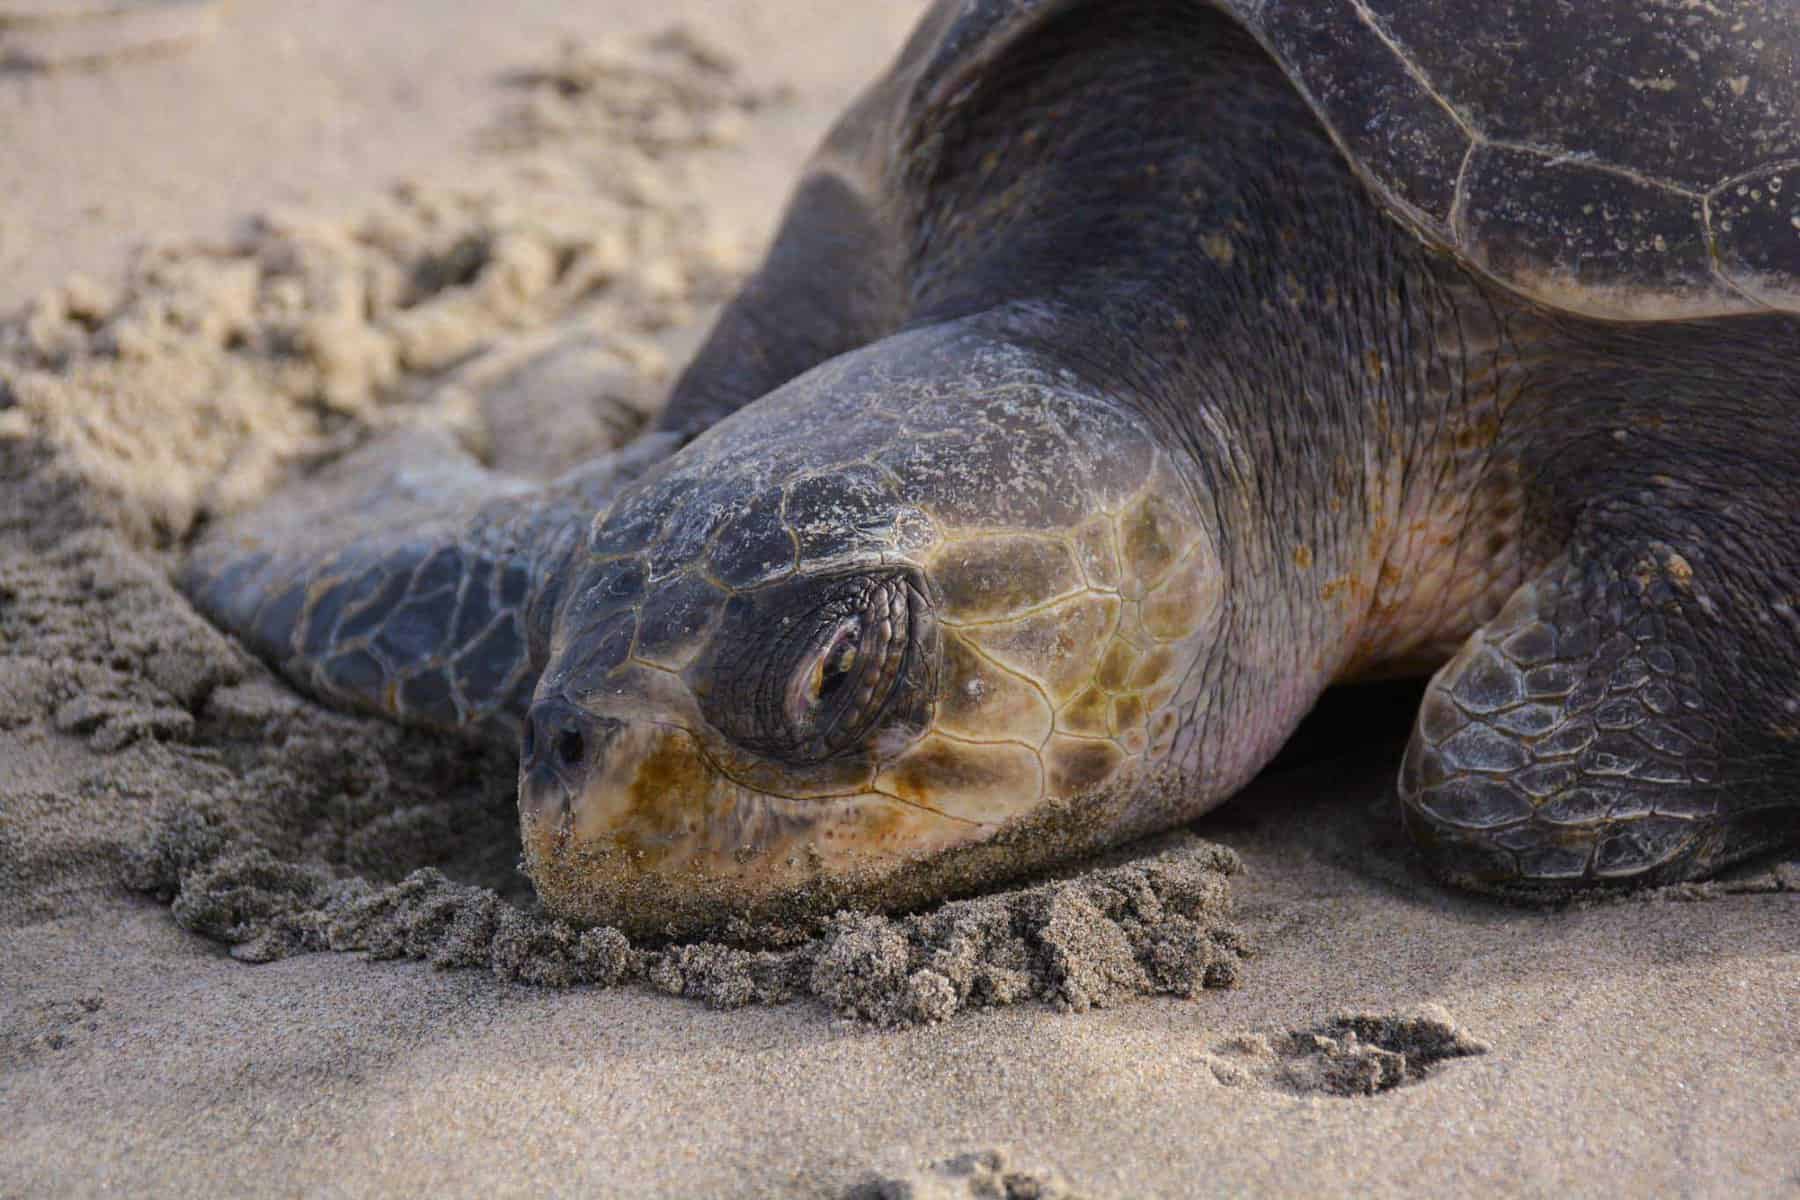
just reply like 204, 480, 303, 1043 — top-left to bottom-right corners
130, 780, 1248, 1027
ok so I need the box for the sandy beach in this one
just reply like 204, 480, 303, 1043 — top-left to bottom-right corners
2, 3, 1797, 1196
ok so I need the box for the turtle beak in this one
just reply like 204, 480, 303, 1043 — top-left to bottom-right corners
519, 696, 714, 863
513, 696, 999, 935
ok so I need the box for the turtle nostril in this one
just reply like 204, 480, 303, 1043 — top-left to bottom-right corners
555, 725, 586, 769
523, 702, 590, 775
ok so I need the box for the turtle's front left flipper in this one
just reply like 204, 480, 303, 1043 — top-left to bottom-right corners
183, 427, 641, 746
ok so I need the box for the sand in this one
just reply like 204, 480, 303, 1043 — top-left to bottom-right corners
1, 3, 1797, 1197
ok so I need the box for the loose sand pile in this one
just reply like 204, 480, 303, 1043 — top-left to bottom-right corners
0, 27, 758, 926
846, 1147, 1085, 1200
3, 5, 1796, 1196
2, 29, 762, 542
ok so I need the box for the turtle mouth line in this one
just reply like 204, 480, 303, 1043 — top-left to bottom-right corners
517, 773, 578, 850
521, 716, 993, 866
649, 721, 989, 829
637, 721, 990, 829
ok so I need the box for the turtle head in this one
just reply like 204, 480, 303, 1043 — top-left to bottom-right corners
518, 324, 1227, 934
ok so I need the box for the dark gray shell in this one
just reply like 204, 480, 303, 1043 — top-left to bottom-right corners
905, 0, 1800, 318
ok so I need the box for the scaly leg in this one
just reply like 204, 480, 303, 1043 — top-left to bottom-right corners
1401, 528, 1800, 891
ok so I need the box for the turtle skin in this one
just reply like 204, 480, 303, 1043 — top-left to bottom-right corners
186, 0, 1800, 931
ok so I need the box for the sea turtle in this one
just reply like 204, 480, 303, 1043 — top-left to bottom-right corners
186, 0, 1800, 936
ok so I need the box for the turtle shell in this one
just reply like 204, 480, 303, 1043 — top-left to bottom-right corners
900, 0, 1800, 319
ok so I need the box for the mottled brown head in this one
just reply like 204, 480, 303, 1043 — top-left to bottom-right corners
519, 324, 1224, 934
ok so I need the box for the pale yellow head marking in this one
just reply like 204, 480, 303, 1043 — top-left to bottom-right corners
1071, 514, 1123, 590
872, 733, 1044, 825
935, 631, 1054, 745
1139, 541, 1224, 642
930, 532, 1085, 621
963, 593, 1122, 705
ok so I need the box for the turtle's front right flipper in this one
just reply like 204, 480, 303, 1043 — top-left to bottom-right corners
183, 427, 642, 746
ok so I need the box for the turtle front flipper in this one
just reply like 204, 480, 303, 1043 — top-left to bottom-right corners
1399, 536, 1800, 892
183, 426, 657, 746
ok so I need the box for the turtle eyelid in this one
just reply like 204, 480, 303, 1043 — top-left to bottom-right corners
783, 615, 862, 727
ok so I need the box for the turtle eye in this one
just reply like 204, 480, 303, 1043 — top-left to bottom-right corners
786, 617, 862, 726
699, 572, 919, 763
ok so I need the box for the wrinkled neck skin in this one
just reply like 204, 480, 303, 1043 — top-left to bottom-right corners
899, 3, 1528, 797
